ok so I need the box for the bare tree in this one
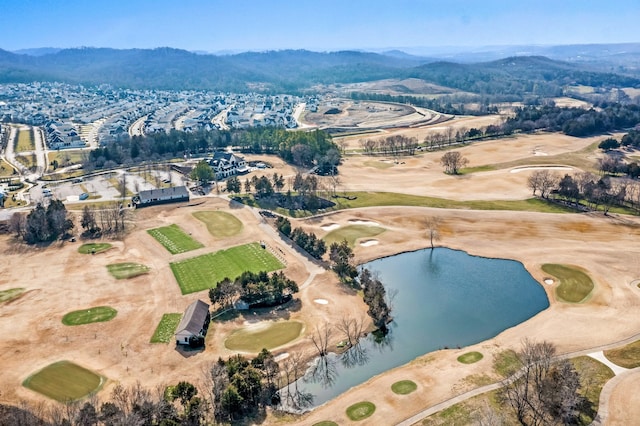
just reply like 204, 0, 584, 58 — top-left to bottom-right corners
310, 323, 332, 357
9, 212, 26, 238
501, 339, 582, 426
336, 315, 366, 348
425, 216, 442, 249
440, 151, 469, 174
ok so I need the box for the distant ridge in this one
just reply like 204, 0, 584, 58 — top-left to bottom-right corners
0, 46, 638, 94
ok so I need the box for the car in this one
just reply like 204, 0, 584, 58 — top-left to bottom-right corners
79, 192, 89, 200
72, 178, 83, 183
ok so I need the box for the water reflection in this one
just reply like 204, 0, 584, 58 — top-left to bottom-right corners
282, 247, 549, 411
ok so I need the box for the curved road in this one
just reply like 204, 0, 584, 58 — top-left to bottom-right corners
396, 329, 640, 426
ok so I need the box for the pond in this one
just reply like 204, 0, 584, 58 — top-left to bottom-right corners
282, 247, 549, 410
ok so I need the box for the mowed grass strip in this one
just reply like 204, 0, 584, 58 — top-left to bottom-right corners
242, 192, 576, 217
78, 243, 112, 254
193, 211, 243, 238
391, 380, 417, 395
15, 128, 35, 152
224, 321, 303, 352
150, 313, 182, 343
170, 242, 284, 294
62, 306, 117, 326
323, 224, 385, 247
107, 262, 151, 279
23, 361, 105, 402
542, 263, 594, 303
0, 288, 26, 303
147, 224, 204, 254
604, 340, 640, 369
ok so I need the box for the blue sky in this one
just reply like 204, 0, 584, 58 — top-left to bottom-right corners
0, 0, 638, 52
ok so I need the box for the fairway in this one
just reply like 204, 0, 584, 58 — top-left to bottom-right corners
62, 306, 117, 326
542, 263, 594, 303
23, 361, 105, 402
170, 242, 284, 294
324, 224, 386, 246
147, 224, 204, 254
107, 262, 151, 279
150, 313, 182, 343
193, 211, 243, 237
78, 243, 112, 254
224, 320, 304, 352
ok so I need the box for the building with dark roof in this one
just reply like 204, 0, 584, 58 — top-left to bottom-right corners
133, 186, 189, 207
175, 299, 210, 346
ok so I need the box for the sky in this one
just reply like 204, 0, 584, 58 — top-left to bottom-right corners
0, 0, 638, 53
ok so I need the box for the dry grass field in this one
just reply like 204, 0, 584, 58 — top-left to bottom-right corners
1, 127, 640, 424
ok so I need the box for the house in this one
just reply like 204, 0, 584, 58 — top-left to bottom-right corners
175, 300, 210, 346
133, 186, 189, 208
208, 152, 249, 179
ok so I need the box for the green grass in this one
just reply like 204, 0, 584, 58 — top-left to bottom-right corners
170, 242, 285, 294
542, 263, 594, 303
312, 422, 338, 426
346, 401, 376, 421
106, 263, 151, 279
150, 313, 182, 343
238, 192, 577, 218
604, 339, 640, 369
493, 349, 521, 377
147, 224, 204, 254
421, 390, 503, 425
78, 243, 112, 254
23, 361, 105, 402
15, 128, 34, 152
323, 224, 386, 247
571, 356, 615, 425
0, 288, 25, 303
391, 380, 417, 395
224, 320, 303, 352
193, 211, 243, 238
62, 306, 117, 326
457, 351, 484, 364
459, 165, 496, 174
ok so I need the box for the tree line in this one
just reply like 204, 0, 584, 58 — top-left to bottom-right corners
349, 92, 499, 116
208, 270, 299, 309
275, 216, 326, 260
84, 126, 340, 171
9, 202, 127, 243
527, 169, 640, 214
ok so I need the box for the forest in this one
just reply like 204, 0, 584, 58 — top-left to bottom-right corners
85, 127, 339, 171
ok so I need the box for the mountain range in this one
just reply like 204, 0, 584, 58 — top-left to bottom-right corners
1, 45, 639, 95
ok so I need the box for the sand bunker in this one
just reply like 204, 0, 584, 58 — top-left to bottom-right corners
544, 279, 554, 285
314, 299, 329, 305
321, 223, 341, 231
360, 239, 380, 247
510, 166, 573, 174
348, 219, 380, 226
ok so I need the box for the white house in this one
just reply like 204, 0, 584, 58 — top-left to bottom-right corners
175, 299, 210, 346
208, 152, 249, 179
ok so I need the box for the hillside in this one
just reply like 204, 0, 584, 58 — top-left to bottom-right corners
0, 47, 638, 96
